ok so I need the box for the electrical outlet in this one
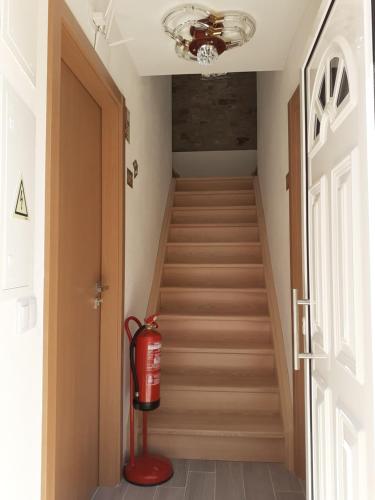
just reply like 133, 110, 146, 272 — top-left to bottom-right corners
133, 160, 139, 178
127, 168, 133, 188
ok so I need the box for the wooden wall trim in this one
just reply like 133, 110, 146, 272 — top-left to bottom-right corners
253, 178, 294, 470
146, 178, 176, 316
42, 2, 124, 497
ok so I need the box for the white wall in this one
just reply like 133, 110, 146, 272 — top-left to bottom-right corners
173, 150, 257, 178
257, 0, 324, 384
65, 0, 172, 458
0, 1, 48, 499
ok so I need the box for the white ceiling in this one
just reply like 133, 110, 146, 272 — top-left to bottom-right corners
102, 1, 310, 76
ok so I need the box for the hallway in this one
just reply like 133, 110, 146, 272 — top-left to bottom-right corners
94, 460, 305, 500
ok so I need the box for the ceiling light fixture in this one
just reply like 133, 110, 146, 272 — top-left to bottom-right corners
162, 4, 256, 65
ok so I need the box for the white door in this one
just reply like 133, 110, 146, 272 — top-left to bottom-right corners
302, 0, 375, 499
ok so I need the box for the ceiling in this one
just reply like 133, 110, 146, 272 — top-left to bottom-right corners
98, 1, 310, 76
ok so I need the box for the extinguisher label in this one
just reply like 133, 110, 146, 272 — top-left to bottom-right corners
146, 343, 161, 370
147, 374, 160, 386
148, 342, 161, 351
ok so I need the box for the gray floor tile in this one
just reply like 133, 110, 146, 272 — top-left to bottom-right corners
215, 461, 245, 500
94, 484, 128, 500
123, 483, 157, 500
155, 486, 185, 500
165, 459, 188, 487
243, 462, 275, 500
275, 493, 305, 500
185, 471, 215, 500
268, 464, 302, 492
188, 459, 216, 472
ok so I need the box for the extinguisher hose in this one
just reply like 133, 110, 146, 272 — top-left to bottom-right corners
129, 325, 147, 403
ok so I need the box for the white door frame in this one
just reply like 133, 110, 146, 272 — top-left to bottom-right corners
300, 1, 375, 498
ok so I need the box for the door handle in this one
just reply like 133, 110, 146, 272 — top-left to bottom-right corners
292, 288, 327, 370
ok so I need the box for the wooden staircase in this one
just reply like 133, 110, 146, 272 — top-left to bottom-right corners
145, 176, 290, 464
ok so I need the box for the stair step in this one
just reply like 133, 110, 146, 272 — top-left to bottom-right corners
165, 242, 263, 264
162, 350, 275, 374
159, 288, 269, 316
160, 387, 280, 413
174, 190, 256, 207
168, 224, 259, 243
158, 314, 273, 346
146, 410, 285, 462
171, 206, 258, 224
162, 367, 277, 393
163, 337, 272, 354
148, 410, 283, 438
175, 176, 254, 192
162, 263, 265, 288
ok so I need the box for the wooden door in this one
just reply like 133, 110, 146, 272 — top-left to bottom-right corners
55, 61, 102, 500
287, 87, 305, 479
304, 0, 375, 498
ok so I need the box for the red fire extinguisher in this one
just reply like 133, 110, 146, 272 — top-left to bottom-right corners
124, 314, 173, 486
129, 314, 161, 411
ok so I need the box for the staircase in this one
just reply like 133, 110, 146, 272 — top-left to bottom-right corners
146, 176, 287, 463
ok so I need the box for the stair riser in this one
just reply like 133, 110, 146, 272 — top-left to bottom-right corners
160, 290, 269, 316
175, 178, 254, 192
168, 226, 259, 243
165, 244, 263, 264
174, 192, 255, 207
147, 434, 285, 462
162, 266, 265, 288
171, 208, 257, 224
160, 389, 281, 413
161, 351, 274, 373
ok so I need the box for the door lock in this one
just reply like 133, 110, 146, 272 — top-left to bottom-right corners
94, 297, 103, 310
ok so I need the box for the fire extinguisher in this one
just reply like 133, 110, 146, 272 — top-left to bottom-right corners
128, 314, 162, 410
124, 314, 173, 486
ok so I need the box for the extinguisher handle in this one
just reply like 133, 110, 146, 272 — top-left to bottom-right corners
144, 313, 159, 329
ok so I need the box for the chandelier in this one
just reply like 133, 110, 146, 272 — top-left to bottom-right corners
162, 4, 256, 65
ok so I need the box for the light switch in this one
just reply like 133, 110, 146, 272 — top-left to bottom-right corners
16, 296, 37, 334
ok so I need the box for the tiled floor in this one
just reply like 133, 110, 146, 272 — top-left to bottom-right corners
92, 460, 306, 500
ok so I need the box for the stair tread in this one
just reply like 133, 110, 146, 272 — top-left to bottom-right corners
148, 410, 284, 438
163, 263, 264, 269
172, 206, 257, 211
163, 337, 273, 354
169, 222, 258, 228
175, 189, 254, 195
161, 286, 267, 292
166, 242, 261, 246
159, 313, 271, 322
176, 176, 255, 181
162, 368, 278, 393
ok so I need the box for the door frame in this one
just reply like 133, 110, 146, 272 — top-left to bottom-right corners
287, 86, 305, 480
42, 2, 125, 498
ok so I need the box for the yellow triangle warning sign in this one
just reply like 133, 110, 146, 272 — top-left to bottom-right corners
14, 179, 28, 219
